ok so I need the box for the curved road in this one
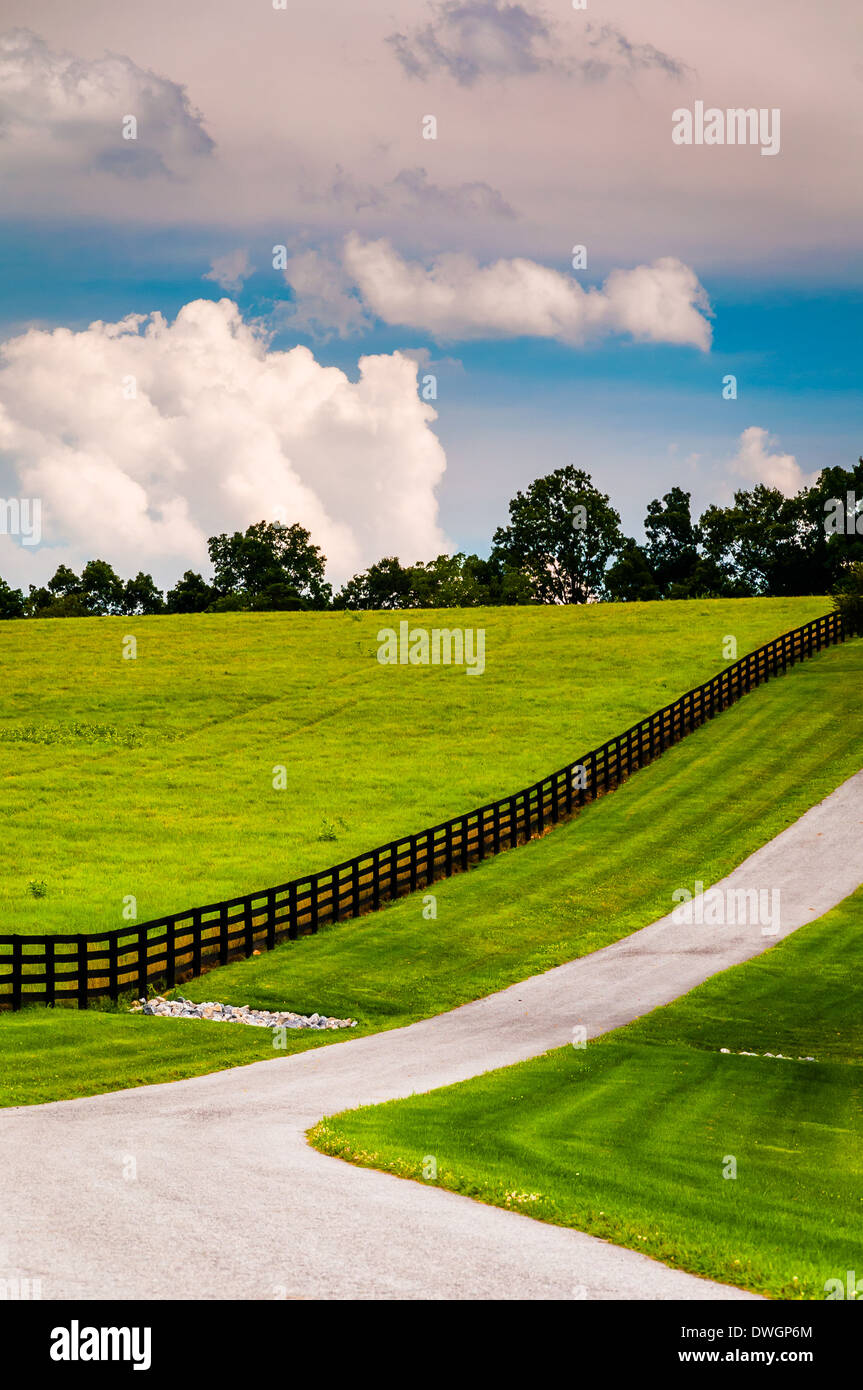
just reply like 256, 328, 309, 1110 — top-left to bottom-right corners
2, 770, 863, 1301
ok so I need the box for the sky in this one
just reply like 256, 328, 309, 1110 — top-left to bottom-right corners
0, 0, 860, 589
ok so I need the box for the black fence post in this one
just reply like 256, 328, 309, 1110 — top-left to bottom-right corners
12, 937, 22, 1012
109, 931, 119, 1001
243, 901, 253, 958
45, 937, 55, 1008
266, 889, 276, 950
289, 880, 300, 937
137, 925, 148, 1001
192, 909, 202, 977
166, 918, 177, 988
78, 935, 88, 1010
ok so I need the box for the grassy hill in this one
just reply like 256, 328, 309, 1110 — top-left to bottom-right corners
0, 597, 829, 937
1, 629, 861, 1106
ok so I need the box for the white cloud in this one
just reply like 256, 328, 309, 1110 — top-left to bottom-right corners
281, 249, 373, 339
0, 300, 449, 588
204, 249, 252, 292
341, 234, 713, 349
729, 427, 819, 496
0, 27, 213, 178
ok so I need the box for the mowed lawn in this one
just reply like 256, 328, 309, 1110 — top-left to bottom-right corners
0, 598, 830, 938
1, 632, 861, 1107
310, 885, 863, 1302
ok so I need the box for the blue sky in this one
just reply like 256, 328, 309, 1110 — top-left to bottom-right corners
0, 2, 860, 589
2, 218, 857, 557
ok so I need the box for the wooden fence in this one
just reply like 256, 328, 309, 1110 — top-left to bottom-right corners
0, 609, 846, 1010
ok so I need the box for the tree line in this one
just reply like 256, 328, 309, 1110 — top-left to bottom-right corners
2, 458, 862, 620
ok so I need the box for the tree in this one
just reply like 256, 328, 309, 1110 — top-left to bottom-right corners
407, 553, 487, 608
0, 576, 25, 619
28, 565, 88, 617
165, 571, 217, 614
459, 553, 534, 606
833, 560, 863, 636
207, 520, 332, 609
335, 557, 414, 610
644, 488, 701, 596
492, 467, 624, 603
28, 590, 91, 618
800, 459, 863, 592
79, 559, 124, 615
121, 572, 165, 615
699, 487, 814, 597
47, 564, 81, 599
604, 539, 660, 602
248, 581, 306, 611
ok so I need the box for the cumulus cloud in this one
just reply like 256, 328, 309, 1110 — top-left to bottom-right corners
0, 300, 449, 588
204, 249, 252, 292
341, 235, 713, 349
729, 427, 819, 496
0, 28, 213, 178
387, 1, 685, 86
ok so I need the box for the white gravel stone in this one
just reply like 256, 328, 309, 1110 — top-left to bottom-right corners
131, 996, 357, 1031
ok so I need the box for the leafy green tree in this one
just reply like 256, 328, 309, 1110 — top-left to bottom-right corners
0, 576, 25, 619
208, 520, 331, 609
165, 570, 217, 614
28, 590, 91, 618
45, 565, 81, 599
248, 580, 306, 611
460, 553, 534, 606
832, 560, 863, 635
79, 559, 124, 615
121, 572, 164, 616
801, 459, 863, 591
407, 553, 487, 608
335, 557, 414, 610
492, 467, 624, 603
604, 539, 660, 601
644, 488, 701, 596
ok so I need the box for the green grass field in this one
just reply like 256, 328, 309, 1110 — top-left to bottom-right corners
2, 628, 861, 1108
0, 598, 827, 937
310, 884, 863, 1302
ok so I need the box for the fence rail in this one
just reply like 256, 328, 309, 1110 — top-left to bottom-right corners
0, 609, 846, 1010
